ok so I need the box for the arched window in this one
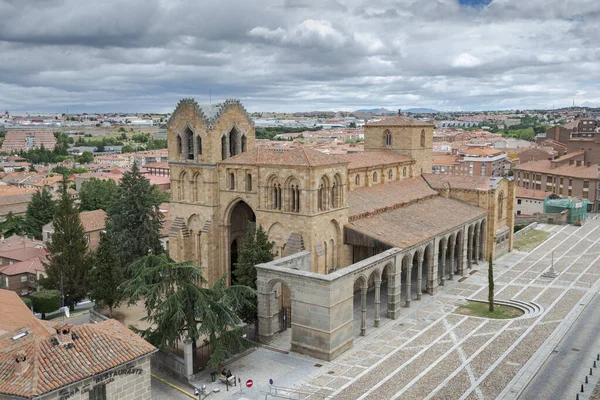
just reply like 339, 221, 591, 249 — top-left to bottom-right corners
384, 129, 392, 146
388, 169, 392, 180
420, 129, 426, 148
355, 175, 360, 186
331, 174, 342, 208
276, 184, 282, 210
241, 136, 247, 153
287, 178, 300, 212
330, 182, 336, 208
246, 173, 252, 191
229, 172, 235, 190
403, 167, 407, 177
197, 136, 202, 155
177, 135, 182, 155
372, 172, 378, 183
318, 176, 329, 211
186, 129, 194, 160
498, 191, 504, 220
221, 135, 228, 160
229, 128, 240, 157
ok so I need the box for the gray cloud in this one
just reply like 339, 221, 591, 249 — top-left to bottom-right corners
1, 0, 599, 112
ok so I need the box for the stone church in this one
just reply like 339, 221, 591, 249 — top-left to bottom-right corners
167, 99, 515, 360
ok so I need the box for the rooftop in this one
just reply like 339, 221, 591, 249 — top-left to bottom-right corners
337, 151, 412, 170
79, 209, 107, 232
422, 173, 504, 191
516, 187, 549, 200
365, 116, 435, 127
515, 159, 599, 180
220, 146, 348, 167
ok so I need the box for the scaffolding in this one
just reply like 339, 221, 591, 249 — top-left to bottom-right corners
544, 197, 589, 224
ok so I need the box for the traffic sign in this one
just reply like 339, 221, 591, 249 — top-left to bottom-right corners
246, 379, 253, 388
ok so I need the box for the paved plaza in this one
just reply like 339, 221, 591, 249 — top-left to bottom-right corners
174, 220, 600, 399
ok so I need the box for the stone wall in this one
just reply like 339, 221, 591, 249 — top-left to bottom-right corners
151, 349, 190, 384
515, 210, 570, 225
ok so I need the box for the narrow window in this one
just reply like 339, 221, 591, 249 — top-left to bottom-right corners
355, 175, 360, 186
372, 172, 378, 183
187, 131, 194, 160
388, 169, 392, 180
229, 173, 235, 190
197, 136, 202, 155
246, 174, 252, 191
403, 167, 407, 177
420, 129, 426, 147
177, 135, 182, 155
241, 136, 247, 152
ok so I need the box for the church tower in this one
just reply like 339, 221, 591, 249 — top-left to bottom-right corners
363, 116, 434, 175
167, 99, 255, 284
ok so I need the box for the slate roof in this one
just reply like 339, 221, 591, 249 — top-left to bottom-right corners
337, 151, 412, 170
348, 177, 438, 218
366, 116, 435, 127
347, 196, 487, 249
0, 289, 156, 399
220, 146, 348, 167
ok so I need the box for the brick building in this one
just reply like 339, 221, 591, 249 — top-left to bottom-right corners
514, 151, 599, 212
0, 236, 45, 295
0, 289, 155, 400
432, 147, 509, 177
43, 209, 107, 251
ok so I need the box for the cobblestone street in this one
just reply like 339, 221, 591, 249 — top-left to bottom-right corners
285, 220, 600, 399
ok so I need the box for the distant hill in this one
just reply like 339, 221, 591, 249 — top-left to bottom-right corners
404, 108, 439, 114
353, 108, 394, 115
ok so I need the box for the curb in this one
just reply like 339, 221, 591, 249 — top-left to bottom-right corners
151, 373, 196, 399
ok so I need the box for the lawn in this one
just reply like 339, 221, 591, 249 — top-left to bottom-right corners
455, 301, 524, 319
513, 229, 550, 252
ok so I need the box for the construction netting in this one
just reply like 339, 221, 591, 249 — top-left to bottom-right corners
544, 197, 589, 224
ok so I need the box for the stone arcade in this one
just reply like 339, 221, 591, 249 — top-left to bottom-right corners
167, 99, 515, 361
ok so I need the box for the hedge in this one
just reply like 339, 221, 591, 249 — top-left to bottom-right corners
21, 297, 32, 309
32, 290, 61, 314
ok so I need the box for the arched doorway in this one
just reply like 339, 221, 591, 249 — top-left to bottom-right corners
228, 200, 256, 282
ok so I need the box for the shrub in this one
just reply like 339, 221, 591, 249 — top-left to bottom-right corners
21, 297, 32, 309
32, 290, 61, 314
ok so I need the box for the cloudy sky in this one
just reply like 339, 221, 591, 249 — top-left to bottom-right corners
1, 0, 599, 113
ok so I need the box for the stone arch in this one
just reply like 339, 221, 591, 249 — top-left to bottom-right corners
267, 222, 286, 258
384, 129, 392, 146
331, 173, 343, 208
229, 172, 235, 190
225, 199, 256, 282
355, 174, 360, 186
267, 174, 282, 210
401, 253, 412, 306
184, 126, 194, 160
192, 171, 201, 202
241, 134, 247, 153
264, 277, 293, 336
176, 135, 182, 155
479, 219, 486, 261
178, 170, 187, 201
388, 169, 393, 180
196, 135, 203, 156
437, 237, 447, 285
372, 171, 378, 184
246, 172, 252, 192
467, 224, 475, 268
423, 243, 433, 294
285, 175, 301, 213
229, 126, 242, 157
328, 219, 342, 270
455, 229, 464, 275
318, 175, 330, 212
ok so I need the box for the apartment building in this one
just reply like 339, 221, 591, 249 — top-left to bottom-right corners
432, 146, 509, 177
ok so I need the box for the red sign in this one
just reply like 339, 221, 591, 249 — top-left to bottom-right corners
246, 379, 253, 388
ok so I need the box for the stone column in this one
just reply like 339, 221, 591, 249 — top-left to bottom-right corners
374, 279, 381, 328
467, 229, 473, 271
387, 261, 401, 319
480, 222, 486, 261
417, 255, 423, 301
361, 287, 367, 336
474, 225, 480, 265
448, 240, 455, 281
183, 339, 194, 380
439, 240, 447, 286
405, 264, 412, 307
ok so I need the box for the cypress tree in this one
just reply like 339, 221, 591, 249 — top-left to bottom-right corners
43, 176, 91, 310
24, 188, 55, 239
87, 233, 123, 318
488, 255, 494, 313
105, 162, 163, 271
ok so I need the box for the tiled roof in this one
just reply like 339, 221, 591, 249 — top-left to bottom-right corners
516, 187, 549, 200
366, 116, 435, 127
337, 151, 412, 170
422, 174, 503, 191
514, 159, 599, 180
143, 162, 169, 169
0, 289, 156, 399
347, 196, 487, 248
79, 209, 107, 232
432, 155, 460, 166
461, 147, 503, 157
348, 177, 438, 218
220, 146, 348, 167
0, 258, 43, 276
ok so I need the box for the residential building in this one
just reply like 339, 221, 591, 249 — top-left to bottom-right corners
42, 209, 107, 251
0, 187, 36, 222
0, 236, 46, 295
0, 289, 155, 400
0, 131, 56, 153
432, 146, 509, 177
515, 188, 548, 216
513, 151, 599, 212
143, 162, 170, 176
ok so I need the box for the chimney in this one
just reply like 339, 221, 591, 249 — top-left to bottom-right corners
14, 350, 29, 375
54, 323, 74, 347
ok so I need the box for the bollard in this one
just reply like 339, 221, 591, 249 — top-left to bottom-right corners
586, 376, 588, 384
581, 384, 585, 393
597, 354, 600, 361
576, 393, 579, 400
594, 361, 597, 368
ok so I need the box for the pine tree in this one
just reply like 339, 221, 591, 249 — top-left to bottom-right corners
488, 255, 494, 313
1, 212, 25, 237
24, 188, 55, 239
43, 176, 91, 310
87, 233, 123, 318
233, 224, 276, 289
121, 254, 256, 369
105, 162, 163, 271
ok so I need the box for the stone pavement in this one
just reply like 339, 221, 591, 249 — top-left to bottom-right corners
171, 219, 600, 400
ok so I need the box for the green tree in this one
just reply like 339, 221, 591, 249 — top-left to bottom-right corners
77, 151, 94, 164
233, 225, 275, 322
87, 233, 123, 318
234, 225, 275, 288
32, 289, 61, 316
43, 177, 91, 310
79, 178, 117, 211
121, 254, 256, 369
1, 212, 26, 237
106, 163, 163, 270
24, 188, 55, 239
488, 255, 494, 313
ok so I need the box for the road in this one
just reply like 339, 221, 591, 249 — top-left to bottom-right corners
519, 292, 600, 399
151, 376, 194, 400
